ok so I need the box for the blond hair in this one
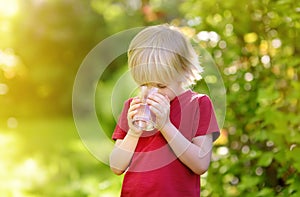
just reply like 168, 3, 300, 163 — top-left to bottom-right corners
128, 24, 203, 87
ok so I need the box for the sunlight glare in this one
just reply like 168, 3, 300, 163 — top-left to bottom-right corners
0, 0, 19, 17
0, 83, 8, 95
0, 133, 14, 148
217, 146, 229, 156
7, 117, 18, 129
0, 49, 26, 79
0, 49, 18, 68
22, 159, 38, 176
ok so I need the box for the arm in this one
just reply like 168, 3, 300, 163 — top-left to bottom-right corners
109, 130, 141, 175
147, 92, 214, 175
160, 122, 213, 175
109, 97, 143, 175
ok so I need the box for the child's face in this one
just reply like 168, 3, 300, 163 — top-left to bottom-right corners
141, 80, 184, 101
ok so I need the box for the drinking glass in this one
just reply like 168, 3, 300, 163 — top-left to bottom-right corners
132, 86, 158, 131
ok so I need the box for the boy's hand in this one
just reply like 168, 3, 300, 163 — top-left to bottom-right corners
127, 97, 143, 137
146, 92, 171, 130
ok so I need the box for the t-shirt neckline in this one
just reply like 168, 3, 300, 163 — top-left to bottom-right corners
170, 89, 192, 104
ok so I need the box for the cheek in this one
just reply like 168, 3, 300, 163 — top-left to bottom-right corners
161, 90, 175, 100
158, 90, 168, 97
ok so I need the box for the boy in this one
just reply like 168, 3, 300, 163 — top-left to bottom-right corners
110, 24, 220, 196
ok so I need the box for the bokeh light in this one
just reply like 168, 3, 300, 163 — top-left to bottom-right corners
0, 0, 19, 18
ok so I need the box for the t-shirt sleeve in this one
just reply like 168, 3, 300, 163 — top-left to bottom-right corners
194, 95, 220, 141
111, 99, 132, 141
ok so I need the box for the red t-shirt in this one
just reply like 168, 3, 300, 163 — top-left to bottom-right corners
112, 90, 220, 197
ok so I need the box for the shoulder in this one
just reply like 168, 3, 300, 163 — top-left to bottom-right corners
187, 91, 214, 110
123, 98, 134, 108
188, 90, 210, 103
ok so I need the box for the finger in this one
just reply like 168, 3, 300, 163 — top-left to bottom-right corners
149, 105, 161, 117
129, 103, 141, 112
149, 102, 168, 116
149, 106, 167, 128
148, 93, 170, 106
145, 98, 159, 107
127, 110, 138, 120
146, 95, 170, 116
129, 98, 142, 112
130, 97, 141, 106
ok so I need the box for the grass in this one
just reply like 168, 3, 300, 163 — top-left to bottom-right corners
0, 117, 122, 197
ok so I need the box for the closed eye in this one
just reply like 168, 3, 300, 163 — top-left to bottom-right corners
140, 83, 167, 89
156, 84, 167, 89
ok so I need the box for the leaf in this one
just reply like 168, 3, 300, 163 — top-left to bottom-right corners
287, 147, 300, 163
257, 85, 280, 107
258, 152, 273, 167
257, 188, 275, 197
237, 175, 261, 193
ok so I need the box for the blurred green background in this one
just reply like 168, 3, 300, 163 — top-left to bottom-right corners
0, 0, 299, 196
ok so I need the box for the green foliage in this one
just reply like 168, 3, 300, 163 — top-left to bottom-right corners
178, 0, 300, 196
